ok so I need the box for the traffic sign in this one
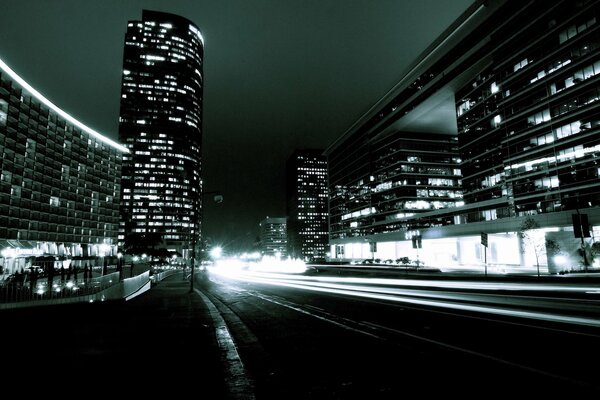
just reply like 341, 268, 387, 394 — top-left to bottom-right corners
481, 232, 488, 247
572, 213, 591, 238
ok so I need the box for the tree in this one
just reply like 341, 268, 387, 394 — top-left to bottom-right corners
123, 232, 163, 257
519, 217, 547, 277
578, 241, 598, 270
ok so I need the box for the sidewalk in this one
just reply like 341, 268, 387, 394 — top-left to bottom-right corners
0, 274, 229, 397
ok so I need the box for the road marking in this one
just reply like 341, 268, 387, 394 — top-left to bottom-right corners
248, 290, 383, 340
247, 290, 593, 389
194, 289, 256, 400
234, 275, 600, 328
303, 304, 325, 312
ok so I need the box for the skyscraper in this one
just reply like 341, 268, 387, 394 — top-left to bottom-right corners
325, 0, 600, 272
259, 217, 287, 258
118, 10, 204, 260
286, 149, 329, 261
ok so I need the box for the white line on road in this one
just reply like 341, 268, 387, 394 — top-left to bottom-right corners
248, 290, 383, 340
247, 290, 592, 389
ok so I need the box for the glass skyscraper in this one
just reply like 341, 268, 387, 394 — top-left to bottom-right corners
118, 10, 204, 260
325, 0, 600, 273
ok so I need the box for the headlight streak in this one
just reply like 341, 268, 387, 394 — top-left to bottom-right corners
249, 278, 600, 315
209, 267, 600, 328
211, 267, 600, 294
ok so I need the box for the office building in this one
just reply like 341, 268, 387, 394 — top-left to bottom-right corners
0, 57, 126, 276
118, 10, 204, 259
286, 149, 329, 261
325, 0, 600, 272
259, 217, 287, 258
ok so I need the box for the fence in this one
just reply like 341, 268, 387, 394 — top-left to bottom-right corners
0, 271, 151, 309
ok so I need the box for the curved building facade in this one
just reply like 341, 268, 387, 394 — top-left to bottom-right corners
0, 57, 126, 277
118, 10, 204, 260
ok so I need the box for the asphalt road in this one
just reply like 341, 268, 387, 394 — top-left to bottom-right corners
199, 267, 600, 398
2, 269, 600, 398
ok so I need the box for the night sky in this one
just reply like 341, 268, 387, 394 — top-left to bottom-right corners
0, 0, 473, 252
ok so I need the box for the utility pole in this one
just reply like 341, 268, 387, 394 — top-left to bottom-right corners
190, 190, 223, 293
190, 224, 196, 292
481, 232, 488, 277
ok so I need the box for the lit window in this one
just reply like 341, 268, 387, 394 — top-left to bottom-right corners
490, 82, 499, 94
0, 99, 7, 126
492, 114, 502, 128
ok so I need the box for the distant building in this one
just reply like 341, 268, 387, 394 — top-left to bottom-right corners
286, 149, 329, 261
0, 57, 126, 276
325, 0, 600, 273
259, 217, 287, 258
118, 10, 204, 260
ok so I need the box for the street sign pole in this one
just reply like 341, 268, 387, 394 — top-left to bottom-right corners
481, 232, 488, 277
484, 245, 487, 277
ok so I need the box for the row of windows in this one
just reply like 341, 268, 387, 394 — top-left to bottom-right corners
0, 229, 114, 243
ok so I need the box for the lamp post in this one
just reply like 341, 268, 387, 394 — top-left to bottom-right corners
190, 190, 223, 293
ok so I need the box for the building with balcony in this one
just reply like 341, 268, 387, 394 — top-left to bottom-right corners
0, 57, 126, 276
286, 149, 329, 261
325, 0, 600, 273
118, 10, 204, 260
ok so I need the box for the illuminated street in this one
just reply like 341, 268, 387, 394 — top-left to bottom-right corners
2, 268, 600, 397
199, 265, 600, 397
210, 264, 600, 326
3, 1, 600, 398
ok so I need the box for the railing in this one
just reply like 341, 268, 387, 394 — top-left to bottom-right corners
0, 271, 151, 309
0, 272, 120, 304
152, 269, 180, 283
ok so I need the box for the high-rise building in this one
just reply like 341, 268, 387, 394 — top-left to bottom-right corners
325, 0, 600, 273
0, 57, 126, 276
118, 10, 204, 260
286, 149, 329, 261
259, 217, 287, 258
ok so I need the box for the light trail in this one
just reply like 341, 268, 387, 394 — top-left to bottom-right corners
210, 264, 600, 294
208, 266, 600, 327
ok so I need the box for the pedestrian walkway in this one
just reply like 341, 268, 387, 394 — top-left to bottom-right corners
0, 274, 230, 397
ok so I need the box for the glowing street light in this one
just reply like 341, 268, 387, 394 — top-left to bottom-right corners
210, 246, 222, 259
189, 190, 223, 293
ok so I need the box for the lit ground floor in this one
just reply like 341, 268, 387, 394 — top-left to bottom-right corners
0, 239, 119, 279
328, 210, 600, 275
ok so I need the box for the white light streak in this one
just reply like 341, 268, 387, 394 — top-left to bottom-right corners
0, 56, 128, 153
209, 269, 600, 327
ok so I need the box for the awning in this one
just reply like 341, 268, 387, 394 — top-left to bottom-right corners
0, 240, 41, 257
1, 240, 38, 249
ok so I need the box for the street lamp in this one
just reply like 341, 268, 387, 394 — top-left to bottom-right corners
210, 246, 222, 259
189, 190, 223, 293
117, 252, 123, 280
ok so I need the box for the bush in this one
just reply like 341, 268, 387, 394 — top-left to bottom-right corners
396, 257, 411, 265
